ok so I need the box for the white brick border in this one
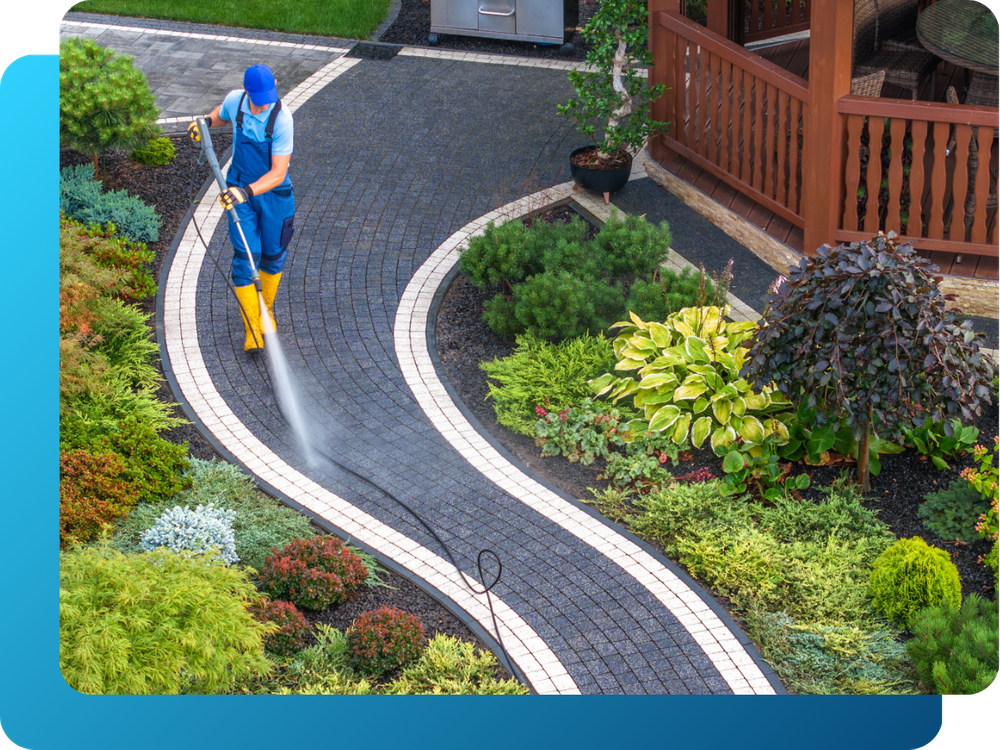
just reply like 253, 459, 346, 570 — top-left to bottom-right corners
61, 19, 351, 53
393, 182, 777, 695
160, 53, 577, 696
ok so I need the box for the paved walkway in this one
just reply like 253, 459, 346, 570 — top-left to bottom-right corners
64, 15, 784, 695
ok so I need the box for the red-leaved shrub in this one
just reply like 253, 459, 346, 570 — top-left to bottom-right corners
258, 536, 368, 611
346, 606, 426, 676
60, 450, 140, 548
249, 599, 311, 656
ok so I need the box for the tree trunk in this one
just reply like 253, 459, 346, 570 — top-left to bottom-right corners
855, 417, 872, 493
91, 151, 101, 180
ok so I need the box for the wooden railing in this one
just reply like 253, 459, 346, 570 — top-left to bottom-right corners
653, 10, 810, 226
742, 1, 811, 44
838, 96, 999, 254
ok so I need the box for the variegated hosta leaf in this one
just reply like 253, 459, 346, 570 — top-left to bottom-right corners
691, 416, 713, 448
589, 373, 616, 397
629, 335, 659, 354
684, 337, 710, 363
672, 413, 692, 443
648, 322, 673, 349
638, 372, 677, 389
648, 404, 682, 432
764, 419, 790, 443
671, 319, 697, 339
739, 415, 765, 443
615, 358, 646, 371
731, 397, 747, 417
634, 388, 674, 407
711, 425, 737, 451
743, 392, 768, 410
712, 398, 732, 424
674, 383, 707, 401
692, 396, 710, 414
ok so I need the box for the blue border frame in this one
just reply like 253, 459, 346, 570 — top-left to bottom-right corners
0, 50, 947, 750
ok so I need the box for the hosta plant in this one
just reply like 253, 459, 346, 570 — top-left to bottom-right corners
742, 233, 995, 490
590, 307, 793, 453
902, 417, 979, 471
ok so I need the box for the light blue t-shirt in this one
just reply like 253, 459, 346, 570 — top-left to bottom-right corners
219, 89, 294, 156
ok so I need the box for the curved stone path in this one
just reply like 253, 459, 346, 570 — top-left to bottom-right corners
65, 16, 782, 695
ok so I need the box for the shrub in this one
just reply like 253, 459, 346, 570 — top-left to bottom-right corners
906, 594, 999, 694
919, 480, 992, 544
601, 449, 675, 493
744, 606, 916, 695
250, 599, 311, 657
131, 135, 176, 166
902, 417, 980, 470
60, 542, 272, 694
480, 332, 617, 435
868, 537, 962, 626
60, 449, 138, 548
60, 164, 161, 244
533, 398, 631, 465
742, 233, 995, 490
481, 293, 524, 339
346, 607, 426, 676
626, 267, 718, 323
383, 634, 528, 695
591, 209, 671, 278
758, 480, 894, 546
140, 503, 239, 566
60, 215, 155, 301
88, 417, 191, 503
259, 536, 369, 611
111, 459, 317, 571
511, 271, 623, 341
60, 37, 160, 176
590, 307, 793, 453
459, 219, 536, 290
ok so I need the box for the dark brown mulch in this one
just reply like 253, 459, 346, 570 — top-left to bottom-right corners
60, 137, 511, 674
434, 219, 999, 603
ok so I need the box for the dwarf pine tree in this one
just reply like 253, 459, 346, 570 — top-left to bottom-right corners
60, 37, 160, 178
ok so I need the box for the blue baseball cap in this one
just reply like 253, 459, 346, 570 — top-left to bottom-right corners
244, 64, 278, 105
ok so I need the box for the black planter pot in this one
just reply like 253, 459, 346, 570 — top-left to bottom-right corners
569, 146, 632, 204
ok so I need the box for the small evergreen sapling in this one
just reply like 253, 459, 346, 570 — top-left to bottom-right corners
868, 537, 962, 626
742, 233, 995, 491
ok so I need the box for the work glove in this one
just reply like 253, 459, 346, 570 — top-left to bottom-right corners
187, 117, 212, 142
218, 185, 253, 210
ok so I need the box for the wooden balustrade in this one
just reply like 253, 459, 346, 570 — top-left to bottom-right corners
743, 0, 811, 44
837, 96, 999, 255
654, 9, 809, 226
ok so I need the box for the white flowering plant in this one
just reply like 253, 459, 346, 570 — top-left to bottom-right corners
140, 503, 239, 566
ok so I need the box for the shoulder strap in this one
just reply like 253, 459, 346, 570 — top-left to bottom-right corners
265, 99, 283, 140
235, 91, 247, 129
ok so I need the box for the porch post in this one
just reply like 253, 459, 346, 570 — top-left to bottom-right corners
648, 0, 684, 162
801, 0, 854, 255
706, 0, 731, 39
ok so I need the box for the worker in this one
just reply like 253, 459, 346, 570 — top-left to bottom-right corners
188, 64, 294, 352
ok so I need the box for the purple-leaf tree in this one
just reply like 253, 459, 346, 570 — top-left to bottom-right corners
741, 233, 995, 491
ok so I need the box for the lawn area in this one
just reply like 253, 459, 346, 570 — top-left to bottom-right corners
71, 0, 393, 39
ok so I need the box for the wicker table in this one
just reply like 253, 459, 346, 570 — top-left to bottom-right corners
917, 0, 998, 74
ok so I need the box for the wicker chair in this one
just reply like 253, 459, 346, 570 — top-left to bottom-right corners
965, 72, 999, 109
944, 85, 997, 254
851, 70, 886, 97
875, 0, 925, 53
853, 0, 940, 101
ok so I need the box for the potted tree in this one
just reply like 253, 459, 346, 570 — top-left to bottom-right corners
558, 0, 668, 204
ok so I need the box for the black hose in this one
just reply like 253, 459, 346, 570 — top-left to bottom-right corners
183, 144, 519, 681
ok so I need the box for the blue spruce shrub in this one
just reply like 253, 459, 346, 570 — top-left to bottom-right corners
59, 163, 161, 243
59, 163, 102, 216
140, 503, 239, 566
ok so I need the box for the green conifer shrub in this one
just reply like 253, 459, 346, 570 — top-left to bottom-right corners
919, 480, 992, 544
513, 271, 623, 341
591, 209, 672, 277
60, 543, 273, 694
60, 37, 160, 177
481, 293, 525, 340
459, 219, 537, 290
130, 135, 176, 166
479, 332, 617, 434
906, 594, 999, 694
868, 537, 962, 626
626, 267, 717, 322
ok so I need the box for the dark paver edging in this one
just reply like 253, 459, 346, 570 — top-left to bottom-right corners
369, 0, 402, 42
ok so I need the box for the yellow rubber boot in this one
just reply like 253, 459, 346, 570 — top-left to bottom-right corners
260, 271, 282, 331
233, 284, 264, 352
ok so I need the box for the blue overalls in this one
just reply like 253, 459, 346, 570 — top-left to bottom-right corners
226, 93, 295, 287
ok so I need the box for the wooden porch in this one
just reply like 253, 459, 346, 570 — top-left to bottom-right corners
647, 1, 1000, 284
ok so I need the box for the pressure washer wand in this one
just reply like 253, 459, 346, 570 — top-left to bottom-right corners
194, 116, 275, 337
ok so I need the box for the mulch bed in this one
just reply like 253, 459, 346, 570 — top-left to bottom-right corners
60, 135, 510, 677
434, 208, 999, 604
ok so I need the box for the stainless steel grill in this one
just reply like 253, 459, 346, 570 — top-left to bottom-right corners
429, 0, 572, 48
